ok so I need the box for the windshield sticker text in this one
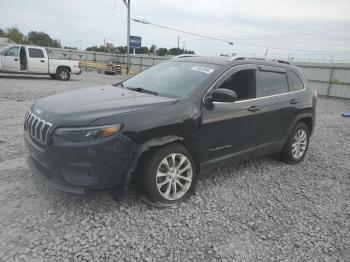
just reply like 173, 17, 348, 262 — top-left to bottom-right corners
190, 66, 214, 74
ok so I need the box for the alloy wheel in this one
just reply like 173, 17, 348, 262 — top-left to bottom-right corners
60, 70, 68, 80
291, 129, 307, 159
156, 153, 193, 201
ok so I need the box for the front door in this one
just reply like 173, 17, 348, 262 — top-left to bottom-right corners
201, 65, 262, 166
1, 46, 20, 72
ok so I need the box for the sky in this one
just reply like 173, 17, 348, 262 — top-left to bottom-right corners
1, 0, 350, 62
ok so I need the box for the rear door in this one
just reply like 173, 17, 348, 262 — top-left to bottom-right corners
27, 47, 48, 73
1, 46, 20, 72
253, 66, 299, 155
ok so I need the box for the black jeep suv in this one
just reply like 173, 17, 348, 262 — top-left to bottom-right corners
24, 56, 316, 207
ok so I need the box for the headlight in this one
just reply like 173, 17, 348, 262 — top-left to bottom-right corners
54, 124, 122, 142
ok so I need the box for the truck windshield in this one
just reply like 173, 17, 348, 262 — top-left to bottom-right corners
121, 61, 221, 98
0, 47, 9, 55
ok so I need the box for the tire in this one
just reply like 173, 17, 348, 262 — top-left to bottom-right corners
57, 67, 71, 81
281, 122, 310, 163
49, 74, 57, 79
136, 143, 196, 207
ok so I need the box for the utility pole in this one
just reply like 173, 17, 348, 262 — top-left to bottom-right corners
264, 48, 268, 59
177, 36, 179, 49
126, 0, 131, 75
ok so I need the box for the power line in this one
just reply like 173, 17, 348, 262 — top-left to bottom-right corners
132, 18, 350, 54
235, 41, 350, 54
151, 0, 350, 42
97, 0, 119, 43
109, 19, 127, 40
187, 0, 263, 37
228, 27, 350, 41
132, 18, 233, 45
149, 0, 256, 37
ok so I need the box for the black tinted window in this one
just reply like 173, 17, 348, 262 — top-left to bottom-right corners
287, 71, 304, 91
219, 70, 255, 100
257, 71, 288, 97
28, 48, 44, 58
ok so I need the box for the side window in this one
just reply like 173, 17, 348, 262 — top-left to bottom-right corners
218, 69, 255, 100
28, 48, 44, 58
257, 71, 288, 97
5, 46, 20, 57
287, 71, 304, 91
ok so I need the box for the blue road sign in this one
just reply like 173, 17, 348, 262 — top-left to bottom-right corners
130, 36, 141, 49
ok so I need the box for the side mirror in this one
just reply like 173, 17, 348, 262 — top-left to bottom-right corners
208, 88, 237, 103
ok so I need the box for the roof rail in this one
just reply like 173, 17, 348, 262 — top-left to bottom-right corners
272, 59, 291, 65
173, 54, 199, 58
231, 57, 291, 65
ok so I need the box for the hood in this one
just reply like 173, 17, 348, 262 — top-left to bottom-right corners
31, 85, 178, 127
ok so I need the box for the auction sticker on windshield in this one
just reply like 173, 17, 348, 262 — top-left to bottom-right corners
190, 66, 215, 74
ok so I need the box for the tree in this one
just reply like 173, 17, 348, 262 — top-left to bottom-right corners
168, 47, 195, 56
184, 50, 195, 54
0, 28, 4, 37
85, 45, 108, 53
27, 31, 61, 48
135, 46, 149, 55
149, 45, 157, 55
168, 47, 183, 56
116, 46, 127, 54
64, 46, 78, 50
5, 26, 24, 43
156, 47, 168, 56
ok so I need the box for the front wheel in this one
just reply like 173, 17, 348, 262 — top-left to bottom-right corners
57, 67, 71, 81
281, 122, 310, 163
137, 143, 196, 207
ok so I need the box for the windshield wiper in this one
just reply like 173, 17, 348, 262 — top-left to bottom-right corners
126, 87, 158, 96
112, 82, 125, 87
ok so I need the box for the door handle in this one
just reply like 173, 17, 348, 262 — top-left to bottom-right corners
40, 60, 45, 63
290, 98, 299, 104
247, 105, 261, 112
14, 58, 18, 61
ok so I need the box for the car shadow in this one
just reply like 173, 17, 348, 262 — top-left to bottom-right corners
0, 74, 78, 82
0, 74, 50, 80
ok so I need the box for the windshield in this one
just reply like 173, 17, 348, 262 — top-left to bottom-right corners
0, 47, 9, 55
121, 61, 221, 98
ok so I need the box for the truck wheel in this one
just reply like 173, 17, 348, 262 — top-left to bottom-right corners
57, 68, 71, 81
281, 122, 310, 163
49, 74, 57, 79
137, 143, 196, 207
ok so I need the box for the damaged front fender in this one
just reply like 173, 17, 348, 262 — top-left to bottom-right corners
122, 135, 184, 191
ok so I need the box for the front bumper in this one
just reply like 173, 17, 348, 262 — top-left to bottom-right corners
25, 132, 137, 194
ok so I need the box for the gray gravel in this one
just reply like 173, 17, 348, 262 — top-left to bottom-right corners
0, 72, 349, 262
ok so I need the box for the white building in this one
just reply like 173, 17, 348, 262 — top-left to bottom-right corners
0, 37, 15, 49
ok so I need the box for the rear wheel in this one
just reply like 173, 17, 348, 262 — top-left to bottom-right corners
57, 67, 71, 81
137, 143, 196, 207
281, 122, 310, 163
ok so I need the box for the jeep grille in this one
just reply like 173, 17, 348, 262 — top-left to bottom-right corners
24, 111, 52, 144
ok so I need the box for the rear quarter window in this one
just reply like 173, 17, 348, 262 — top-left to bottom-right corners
257, 71, 289, 97
28, 48, 45, 58
287, 71, 305, 91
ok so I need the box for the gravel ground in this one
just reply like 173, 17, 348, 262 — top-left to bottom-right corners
0, 72, 349, 262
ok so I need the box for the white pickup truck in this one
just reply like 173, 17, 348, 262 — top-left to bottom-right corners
0, 45, 81, 80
